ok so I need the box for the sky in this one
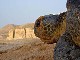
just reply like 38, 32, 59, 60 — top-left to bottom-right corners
0, 0, 67, 27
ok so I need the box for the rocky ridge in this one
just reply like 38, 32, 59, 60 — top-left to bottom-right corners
7, 28, 37, 40
0, 23, 36, 40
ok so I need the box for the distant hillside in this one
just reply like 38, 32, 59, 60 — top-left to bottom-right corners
19, 23, 34, 29
0, 23, 34, 39
0, 24, 16, 39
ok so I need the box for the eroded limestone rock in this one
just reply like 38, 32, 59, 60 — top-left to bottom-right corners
34, 12, 66, 44
7, 28, 37, 40
7, 29, 15, 40
26, 28, 37, 38
14, 28, 26, 39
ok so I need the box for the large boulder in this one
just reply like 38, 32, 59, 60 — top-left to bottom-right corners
54, 33, 80, 60
54, 0, 80, 60
66, 0, 80, 46
34, 12, 66, 44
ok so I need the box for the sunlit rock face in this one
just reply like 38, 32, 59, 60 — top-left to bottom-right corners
25, 28, 37, 38
7, 28, 37, 40
34, 12, 66, 44
7, 29, 15, 40
54, 0, 80, 60
14, 29, 26, 39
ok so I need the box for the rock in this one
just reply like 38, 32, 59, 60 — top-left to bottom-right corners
54, 0, 80, 60
54, 33, 80, 60
0, 24, 15, 39
66, 0, 80, 46
26, 28, 37, 38
14, 28, 26, 39
7, 29, 15, 40
7, 28, 37, 40
34, 12, 66, 44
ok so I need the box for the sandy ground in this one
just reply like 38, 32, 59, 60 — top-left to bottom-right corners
0, 38, 55, 60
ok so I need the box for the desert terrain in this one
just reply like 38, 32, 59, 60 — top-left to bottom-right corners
0, 23, 55, 60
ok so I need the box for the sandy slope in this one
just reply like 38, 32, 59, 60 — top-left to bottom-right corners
0, 38, 55, 60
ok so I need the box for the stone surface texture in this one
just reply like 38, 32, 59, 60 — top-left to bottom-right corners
14, 28, 26, 39
54, 0, 80, 60
54, 33, 80, 60
7, 28, 37, 40
34, 13, 66, 44
66, 0, 80, 46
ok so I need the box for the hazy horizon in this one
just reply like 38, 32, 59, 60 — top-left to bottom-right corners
0, 0, 67, 28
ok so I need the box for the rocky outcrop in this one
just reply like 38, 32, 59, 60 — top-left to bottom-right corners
26, 28, 36, 38
66, 0, 80, 46
34, 12, 66, 44
7, 28, 37, 40
0, 23, 34, 40
0, 24, 16, 39
54, 33, 80, 60
7, 29, 15, 40
54, 0, 80, 60
14, 29, 26, 39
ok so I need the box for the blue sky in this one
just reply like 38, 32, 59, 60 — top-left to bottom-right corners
0, 0, 67, 27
